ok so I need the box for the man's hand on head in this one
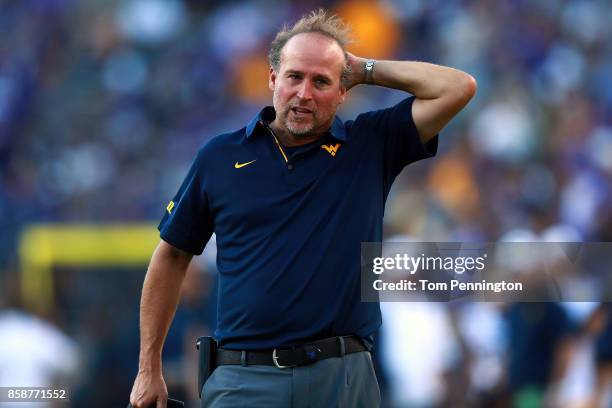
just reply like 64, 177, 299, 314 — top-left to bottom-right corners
344, 52, 368, 90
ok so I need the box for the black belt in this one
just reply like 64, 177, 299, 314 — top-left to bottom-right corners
216, 335, 366, 368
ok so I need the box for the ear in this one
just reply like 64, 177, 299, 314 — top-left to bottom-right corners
338, 85, 347, 105
268, 67, 276, 92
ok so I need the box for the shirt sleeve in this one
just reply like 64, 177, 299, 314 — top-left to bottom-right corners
158, 149, 214, 255
358, 96, 438, 188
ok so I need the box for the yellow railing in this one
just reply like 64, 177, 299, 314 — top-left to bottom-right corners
18, 223, 159, 312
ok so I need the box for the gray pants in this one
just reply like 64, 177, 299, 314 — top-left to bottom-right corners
202, 351, 381, 407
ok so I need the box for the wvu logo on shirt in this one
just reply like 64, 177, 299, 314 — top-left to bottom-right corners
321, 143, 341, 157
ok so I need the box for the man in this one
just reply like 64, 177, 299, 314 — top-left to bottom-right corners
130, 9, 476, 408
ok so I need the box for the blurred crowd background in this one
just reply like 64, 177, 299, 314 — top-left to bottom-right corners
1, 0, 611, 407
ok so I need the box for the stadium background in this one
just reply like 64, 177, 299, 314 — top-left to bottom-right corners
1, 0, 611, 406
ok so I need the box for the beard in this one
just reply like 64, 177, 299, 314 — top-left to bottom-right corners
279, 105, 320, 139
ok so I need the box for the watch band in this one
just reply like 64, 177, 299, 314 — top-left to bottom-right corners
364, 59, 376, 84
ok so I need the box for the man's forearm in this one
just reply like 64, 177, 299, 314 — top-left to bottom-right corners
138, 241, 192, 372
368, 60, 475, 102
349, 55, 477, 141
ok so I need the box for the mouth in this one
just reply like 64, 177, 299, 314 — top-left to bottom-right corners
291, 107, 313, 116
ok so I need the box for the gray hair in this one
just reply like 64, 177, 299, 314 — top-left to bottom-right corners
268, 9, 353, 88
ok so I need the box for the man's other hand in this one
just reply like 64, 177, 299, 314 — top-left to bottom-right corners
129, 369, 168, 408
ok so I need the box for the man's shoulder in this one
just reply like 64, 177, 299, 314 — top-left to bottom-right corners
198, 127, 246, 157
183, 128, 246, 174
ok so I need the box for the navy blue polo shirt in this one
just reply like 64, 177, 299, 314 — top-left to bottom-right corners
159, 96, 437, 349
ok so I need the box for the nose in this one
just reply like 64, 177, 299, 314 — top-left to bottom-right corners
296, 80, 312, 101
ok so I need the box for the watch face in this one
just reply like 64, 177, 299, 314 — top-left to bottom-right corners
364, 60, 375, 84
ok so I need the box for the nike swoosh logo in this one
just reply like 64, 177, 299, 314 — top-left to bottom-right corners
234, 160, 256, 169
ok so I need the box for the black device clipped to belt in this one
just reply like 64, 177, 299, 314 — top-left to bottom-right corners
196, 336, 218, 399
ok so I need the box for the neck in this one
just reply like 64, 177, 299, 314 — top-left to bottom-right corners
268, 120, 323, 147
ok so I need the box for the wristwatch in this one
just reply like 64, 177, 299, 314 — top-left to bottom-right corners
364, 59, 376, 84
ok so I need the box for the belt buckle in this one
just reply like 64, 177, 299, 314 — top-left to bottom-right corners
272, 349, 296, 369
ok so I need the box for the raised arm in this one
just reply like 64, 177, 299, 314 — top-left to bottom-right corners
346, 54, 477, 143
129, 240, 193, 408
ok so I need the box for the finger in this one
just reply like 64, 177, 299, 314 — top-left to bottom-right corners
156, 396, 168, 408
130, 397, 152, 408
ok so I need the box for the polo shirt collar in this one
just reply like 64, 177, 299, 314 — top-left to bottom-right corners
245, 106, 346, 142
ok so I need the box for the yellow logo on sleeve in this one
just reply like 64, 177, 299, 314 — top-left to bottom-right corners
321, 143, 341, 157
166, 201, 175, 214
